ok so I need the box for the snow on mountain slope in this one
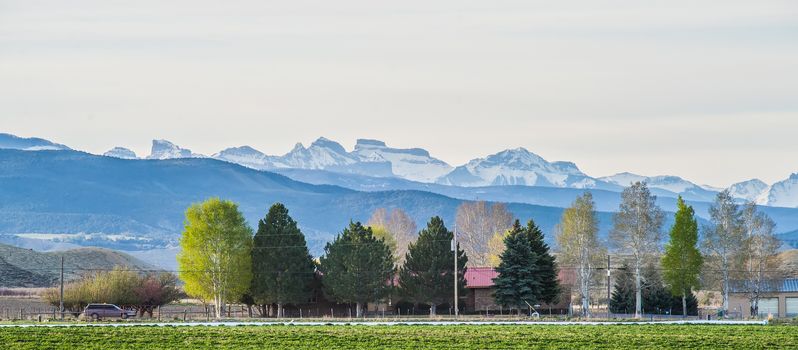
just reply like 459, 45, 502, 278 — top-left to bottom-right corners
599, 173, 718, 201
0, 133, 70, 151
146, 139, 203, 159
728, 179, 768, 202
352, 139, 452, 182
213, 146, 278, 170
103, 147, 137, 159
758, 174, 798, 208
277, 137, 358, 169
437, 148, 604, 189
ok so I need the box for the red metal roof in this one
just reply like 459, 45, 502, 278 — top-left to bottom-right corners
464, 267, 576, 289
465, 267, 500, 288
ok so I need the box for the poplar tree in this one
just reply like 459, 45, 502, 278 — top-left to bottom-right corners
319, 221, 394, 317
251, 203, 315, 318
661, 196, 702, 317
397, 216, 467, 316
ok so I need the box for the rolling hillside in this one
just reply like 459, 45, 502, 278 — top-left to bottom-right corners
0, 243, 154, 287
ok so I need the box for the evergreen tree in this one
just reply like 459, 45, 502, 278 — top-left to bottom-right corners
526, 220, 560, 305
661, 196, 703, 317
251, 203, 316, 318
319, 221, 395, 317
669, 291, 699, 316
610, 262, 635, 314
397, 216, 467, 316
493, 220, 541, 312
641, 262, 672, 314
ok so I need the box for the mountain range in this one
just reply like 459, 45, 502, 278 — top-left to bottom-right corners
81, 134, 798, 208
3, 132, 798, 269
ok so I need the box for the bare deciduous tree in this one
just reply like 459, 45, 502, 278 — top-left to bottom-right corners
740, 202, 782, 317
701, 190, 745, 314
367, 208, 417, 263
610, 182, 664, 318
557, 192, 605, 318
455, 201, 514, 267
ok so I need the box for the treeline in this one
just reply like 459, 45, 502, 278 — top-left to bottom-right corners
43, 268, 181, 316
177, 200, 560, 319
176, 180, 784, 319
557, 183, 783, 318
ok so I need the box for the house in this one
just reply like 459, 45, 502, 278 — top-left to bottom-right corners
464, 267, 574, 314
728, 278, 798, 318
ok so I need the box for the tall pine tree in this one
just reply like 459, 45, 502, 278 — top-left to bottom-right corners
251, 203, 315, 318
493, 220, 540, 312
397, 216, 467, 316
610, 262, 635, 314
661, 196, 703, 317
319, 221, 395, 317
526, 220, 560, 305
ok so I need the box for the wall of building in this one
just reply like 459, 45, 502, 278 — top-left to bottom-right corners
728, 292, 798, 318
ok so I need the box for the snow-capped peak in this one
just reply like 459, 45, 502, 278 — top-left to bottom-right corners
727, 179, 768, 202
146, 139, 203, 160
352, 139, 451, 182
278, 137, 356, 169
599, 173, 718, 201
103, 147, 137, 159
757, 174, 798, 208
437, 147, 594, 188
213, 145, 277, 170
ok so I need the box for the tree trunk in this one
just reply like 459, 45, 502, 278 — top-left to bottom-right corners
430, 304, 437, 316
214, 296, 223, 320
356, 303, 363, 318
277, 303, 283, 318
682, 294, 687, 318
634, 264, 642, 319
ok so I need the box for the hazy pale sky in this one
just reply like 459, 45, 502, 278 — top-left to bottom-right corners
2, 0, 797, 187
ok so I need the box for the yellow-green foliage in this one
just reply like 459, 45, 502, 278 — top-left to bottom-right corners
177, 198, 253, 310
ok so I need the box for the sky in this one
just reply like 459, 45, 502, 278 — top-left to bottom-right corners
1, 0, 797, 187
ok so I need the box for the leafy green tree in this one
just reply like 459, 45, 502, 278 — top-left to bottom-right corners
661, 196, 703, 317
370, 225, 399, 263
251, 203, 316, 318
610, 262, 635, 314
493, 220, 540, 312
526, 220, 560, 305
398, 216, 466, 316
319, 221, 395, 317
177, 198, 253, 319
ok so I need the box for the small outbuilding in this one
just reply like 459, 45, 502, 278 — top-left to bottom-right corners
728, 278, 798, 318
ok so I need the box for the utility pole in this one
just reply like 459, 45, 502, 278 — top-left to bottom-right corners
59, 255, 64, 320
452, 223, 459, 319
606, 254, 610, 320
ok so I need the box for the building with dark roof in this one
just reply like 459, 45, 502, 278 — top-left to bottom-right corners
728, 278, 798, 318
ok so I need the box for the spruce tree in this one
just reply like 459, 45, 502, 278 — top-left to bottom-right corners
661, 196, 703, 317
610, 262, 635, 314
397, 216, 467, 316
493, 220, 541, 312
526, 220, 560, 305
319, 221, 395, 317
641, 262, 672, 314
251, 203, 315, 318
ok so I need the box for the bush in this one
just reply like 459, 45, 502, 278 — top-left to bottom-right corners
43, 267, 181, 316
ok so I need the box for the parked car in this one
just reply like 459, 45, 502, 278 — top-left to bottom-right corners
82, 304, 136, 320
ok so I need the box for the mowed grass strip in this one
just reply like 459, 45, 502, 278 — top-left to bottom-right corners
0, 324, 796, 350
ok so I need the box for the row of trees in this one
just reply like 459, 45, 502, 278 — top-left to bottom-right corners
44, 268, 181, 316
178, 200, 469, 319
556, 182, 782, 318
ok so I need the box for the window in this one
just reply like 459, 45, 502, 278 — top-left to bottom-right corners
758, 298, 778, 317
786, 298, 798, 318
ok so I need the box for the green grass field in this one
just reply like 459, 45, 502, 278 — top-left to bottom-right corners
1, 324, 795, 349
